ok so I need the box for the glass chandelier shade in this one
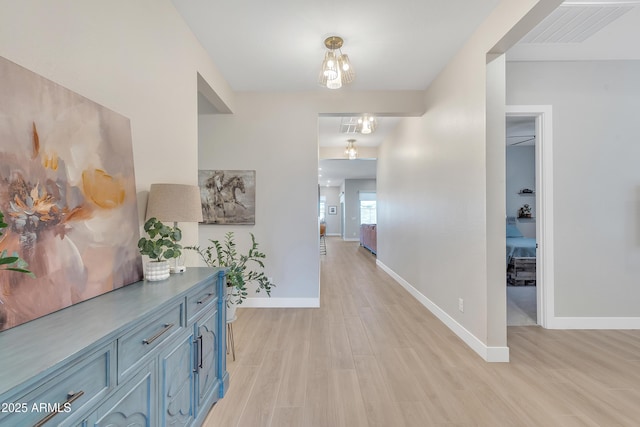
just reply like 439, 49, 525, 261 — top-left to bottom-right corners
357, 115, 376, 134
345, 139, 358, 160
319, 36, 354, 89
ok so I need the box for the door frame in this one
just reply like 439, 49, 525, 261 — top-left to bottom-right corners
506, 105, 555, 328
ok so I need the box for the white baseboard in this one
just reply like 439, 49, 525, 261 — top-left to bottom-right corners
239, 297, 320, 308
327, 233, 341, 236
376, 259, 509, 363
343, 238, 360, 242
547, 317, 640, 329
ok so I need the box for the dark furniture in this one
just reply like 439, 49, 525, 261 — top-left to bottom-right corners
360, 224, 377, 254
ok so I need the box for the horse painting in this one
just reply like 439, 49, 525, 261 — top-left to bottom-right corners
198, 170, 256, 224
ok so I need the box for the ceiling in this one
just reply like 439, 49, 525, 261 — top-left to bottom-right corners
506, 117, 536, 146
172, 0, 501, 92
175, 0, 640, 186
318, 116, 402, 148
507, 1, 640, 61
318, 159, 377, 188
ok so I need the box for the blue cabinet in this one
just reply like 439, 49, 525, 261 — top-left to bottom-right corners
92, 362, 156, 427
194, 308, 217, 418
0, 344, 115, 427
160, 331, 194, 427
0, 268, 227, 427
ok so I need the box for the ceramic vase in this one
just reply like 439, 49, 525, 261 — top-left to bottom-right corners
145, 260, 170, 281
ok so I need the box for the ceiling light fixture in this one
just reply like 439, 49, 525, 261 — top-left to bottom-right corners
357, 115, 377, 134
345, 139, 358, 160
319, 36, 354, 89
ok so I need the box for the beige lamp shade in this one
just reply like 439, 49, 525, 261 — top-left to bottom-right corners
145, 183, 203, 223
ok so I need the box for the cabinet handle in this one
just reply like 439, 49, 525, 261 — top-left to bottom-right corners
196, 292, 215, 305
193, 338, 200, 373
142, 323, 174, 345
33, 390, 84, 427
198, 335, 204, 369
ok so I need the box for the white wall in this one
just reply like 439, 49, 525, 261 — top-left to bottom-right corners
0, 0, 577, 352
0, 1, 426, 309
507, 60, 640, 320
507, 146, 536, 237
198, 92, 423, 307
321, 187, 341, 236
376, 0, 562, 360
198, 94, 320, 306
0, 0, 234, 266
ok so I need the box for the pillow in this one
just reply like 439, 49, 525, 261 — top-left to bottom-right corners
506, 224, 523, 238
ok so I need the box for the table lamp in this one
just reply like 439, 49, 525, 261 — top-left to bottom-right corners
145, 183, 203, 273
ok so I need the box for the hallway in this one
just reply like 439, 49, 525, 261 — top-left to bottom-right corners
205, 237, 640, 426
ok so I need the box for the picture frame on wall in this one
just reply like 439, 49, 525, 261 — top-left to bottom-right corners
198, 169, 256, 224
328, 205, 337, 215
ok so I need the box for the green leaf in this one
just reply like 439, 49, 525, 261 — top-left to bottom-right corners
5, 267, 35, 278
0, 256, 19, 265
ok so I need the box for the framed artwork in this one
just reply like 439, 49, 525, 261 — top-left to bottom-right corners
198, 170, 256, 224
328, 205, 337, 215
0, 56, 142, 331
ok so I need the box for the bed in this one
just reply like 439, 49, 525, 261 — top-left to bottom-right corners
506, 219, 536, 266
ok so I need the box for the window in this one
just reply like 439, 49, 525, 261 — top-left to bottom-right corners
359, 192, 376, 224
360, 200, 376, 224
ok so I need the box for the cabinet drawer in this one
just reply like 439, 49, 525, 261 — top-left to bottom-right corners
118, 302, 184, 380
186, 281, 218, 323
0, 343, 114, 427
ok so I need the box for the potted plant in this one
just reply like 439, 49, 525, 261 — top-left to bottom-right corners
137, 217, 182, 281
518, 204, 532, 218
187, 232, 275, 320
0, 211, 34, 276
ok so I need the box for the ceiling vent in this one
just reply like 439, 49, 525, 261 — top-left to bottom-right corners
339, 116, 377, 134
340, 117, 360, 134
520, 2, 635, 43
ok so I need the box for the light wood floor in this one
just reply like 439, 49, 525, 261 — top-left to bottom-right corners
204, 237, 640, 427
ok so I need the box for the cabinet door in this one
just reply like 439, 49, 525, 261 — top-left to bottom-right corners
194, 308, 218, 416
91, 362, 156, 427
160, 331, 194, 427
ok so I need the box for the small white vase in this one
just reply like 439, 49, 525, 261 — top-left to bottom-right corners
145, 260, 170, 281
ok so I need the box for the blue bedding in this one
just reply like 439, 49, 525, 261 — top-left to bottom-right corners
506, 237, 536, 265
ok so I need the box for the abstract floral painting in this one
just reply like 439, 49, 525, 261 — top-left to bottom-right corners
199, 170, 256, 224
0, 56, 142, 331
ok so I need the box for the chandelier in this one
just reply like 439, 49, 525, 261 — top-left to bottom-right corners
319, 36, 354, 89
345, 139, 358, 160
357, 115, 376, 134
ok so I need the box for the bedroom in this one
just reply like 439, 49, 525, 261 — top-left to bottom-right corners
506, 116, 537, 326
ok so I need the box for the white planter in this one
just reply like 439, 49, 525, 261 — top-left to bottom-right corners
145, 260, 170, 281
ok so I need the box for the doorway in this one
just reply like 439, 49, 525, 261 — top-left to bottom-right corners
506, 105, 555, 328
506, 115, 537, 325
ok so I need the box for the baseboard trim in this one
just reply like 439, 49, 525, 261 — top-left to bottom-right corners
547, 316, 640, 329
376, 260, 509, 363
239, 297, 320, 308
343, 238, 360, 242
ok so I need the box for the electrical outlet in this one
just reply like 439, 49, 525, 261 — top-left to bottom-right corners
458, 298, 464, 312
